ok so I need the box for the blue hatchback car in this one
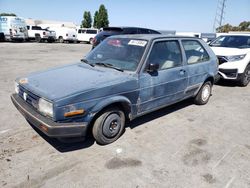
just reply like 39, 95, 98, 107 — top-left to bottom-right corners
11, 35, 218, 145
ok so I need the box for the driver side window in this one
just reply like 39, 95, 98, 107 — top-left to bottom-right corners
147, 40, 182, 70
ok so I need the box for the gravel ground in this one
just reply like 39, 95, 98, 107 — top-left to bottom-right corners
0, 42, 250, 188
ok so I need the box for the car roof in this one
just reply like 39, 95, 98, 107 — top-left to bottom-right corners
108, 34, 200, 41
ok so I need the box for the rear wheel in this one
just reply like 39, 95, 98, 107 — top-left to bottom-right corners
58, 36, 64, 43
239, 64, 250, 87
194, 81, 212, 105
92, 107, 125, 145
35, 35, 41, 43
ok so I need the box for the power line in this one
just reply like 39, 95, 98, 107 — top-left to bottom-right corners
213, 0, 227, 32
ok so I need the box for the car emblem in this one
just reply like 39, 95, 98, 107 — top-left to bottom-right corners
23, 92, 27, 101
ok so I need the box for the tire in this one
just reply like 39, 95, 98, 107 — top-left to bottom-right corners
194, 81, 212, 105
239, 64, 250, 87
35, 35, 41, 43
89, 38, 93, 44
58, 36, 64, 43
92, 107, 125, 145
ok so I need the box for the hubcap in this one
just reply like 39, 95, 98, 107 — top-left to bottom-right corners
201, 85, 210, 102
102, 113, 121, 138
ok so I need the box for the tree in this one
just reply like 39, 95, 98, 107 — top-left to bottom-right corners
238, 21, 250, 31
93, 11, 99, 28
216, 21, 250, 32
0, 13, 17, 16
95, 4, 109, 29
81, 11, 92, 28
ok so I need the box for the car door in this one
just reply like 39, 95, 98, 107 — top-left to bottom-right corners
181, 40, 211, 96
137, 39, 188, 114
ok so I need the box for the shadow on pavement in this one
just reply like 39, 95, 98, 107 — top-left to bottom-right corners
29, 124, 95, 153
129, 99, 194, 129
29, 98, 195, 152
215, 79, 239, 87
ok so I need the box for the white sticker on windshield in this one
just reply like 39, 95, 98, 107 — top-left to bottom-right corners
128, 40, 147, 47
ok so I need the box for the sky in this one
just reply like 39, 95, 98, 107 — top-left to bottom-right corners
0, 0, 249, 32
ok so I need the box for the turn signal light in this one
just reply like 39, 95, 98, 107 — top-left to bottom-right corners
64, 109, 84, 117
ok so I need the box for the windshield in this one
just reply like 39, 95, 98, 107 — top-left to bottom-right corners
210, 35, 250, 48
85, 38, 147, 71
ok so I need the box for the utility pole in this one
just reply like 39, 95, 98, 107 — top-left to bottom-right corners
213, 0, 227, 32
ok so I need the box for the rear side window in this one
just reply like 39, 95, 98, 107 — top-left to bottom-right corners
182, 40, 209, 64
124, 28, 138, 34
32, 26, 42, 30
86, 29, 98, 34
139, 28, 150, 34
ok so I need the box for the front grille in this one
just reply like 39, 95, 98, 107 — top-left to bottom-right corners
219, 68, 238, 78
18, 85, 40, 109
217, 56, 228, 65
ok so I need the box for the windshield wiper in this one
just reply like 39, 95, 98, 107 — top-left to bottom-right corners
80, 59, 95, 67
95, 62, 124, 72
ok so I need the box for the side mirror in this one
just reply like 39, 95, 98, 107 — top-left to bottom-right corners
147, 63, 159, 73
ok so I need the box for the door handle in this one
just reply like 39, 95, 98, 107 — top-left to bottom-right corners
180, 69, 186, 75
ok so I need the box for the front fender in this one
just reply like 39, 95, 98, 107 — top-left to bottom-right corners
90, 95, 132, 118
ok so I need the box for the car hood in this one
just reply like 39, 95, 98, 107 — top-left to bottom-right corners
211, 47, 250, 56
19, 63, 137, 102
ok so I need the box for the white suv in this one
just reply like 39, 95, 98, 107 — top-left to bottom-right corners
210, 34, 250, 86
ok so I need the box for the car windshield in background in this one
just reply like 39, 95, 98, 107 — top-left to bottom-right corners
210, 35, 250, 48
85, 38, 147, 71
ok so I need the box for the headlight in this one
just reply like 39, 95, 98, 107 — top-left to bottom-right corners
14, 82, 19, 94
38, 98, 53, 117
227, 54, 246, 62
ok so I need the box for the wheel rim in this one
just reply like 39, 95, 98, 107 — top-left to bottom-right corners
89, 38, 93, 44
201, 84, 210, 102
102, 113, 121, 138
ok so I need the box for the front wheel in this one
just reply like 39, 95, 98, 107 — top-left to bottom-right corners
239, 64, 250, 87
194, 81, 212, 105
92, 108, 125, 145
89, 38, 93, 44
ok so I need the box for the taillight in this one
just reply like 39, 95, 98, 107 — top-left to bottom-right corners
43, 32, 46, 35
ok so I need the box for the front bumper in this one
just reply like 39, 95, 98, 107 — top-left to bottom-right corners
218, 68, 238, 80
11, 94, 88, 138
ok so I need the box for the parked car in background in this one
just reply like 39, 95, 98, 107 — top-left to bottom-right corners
39, 24, 77, 43
26, 25, 56, 43
0, 16, 28, 41
209, 34, 250, 86
77, 28, 99, 44
92, 26, 161, 48
11, 35, 218, 145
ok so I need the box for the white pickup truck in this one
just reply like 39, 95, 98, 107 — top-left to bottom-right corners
26, 25, 56, 43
